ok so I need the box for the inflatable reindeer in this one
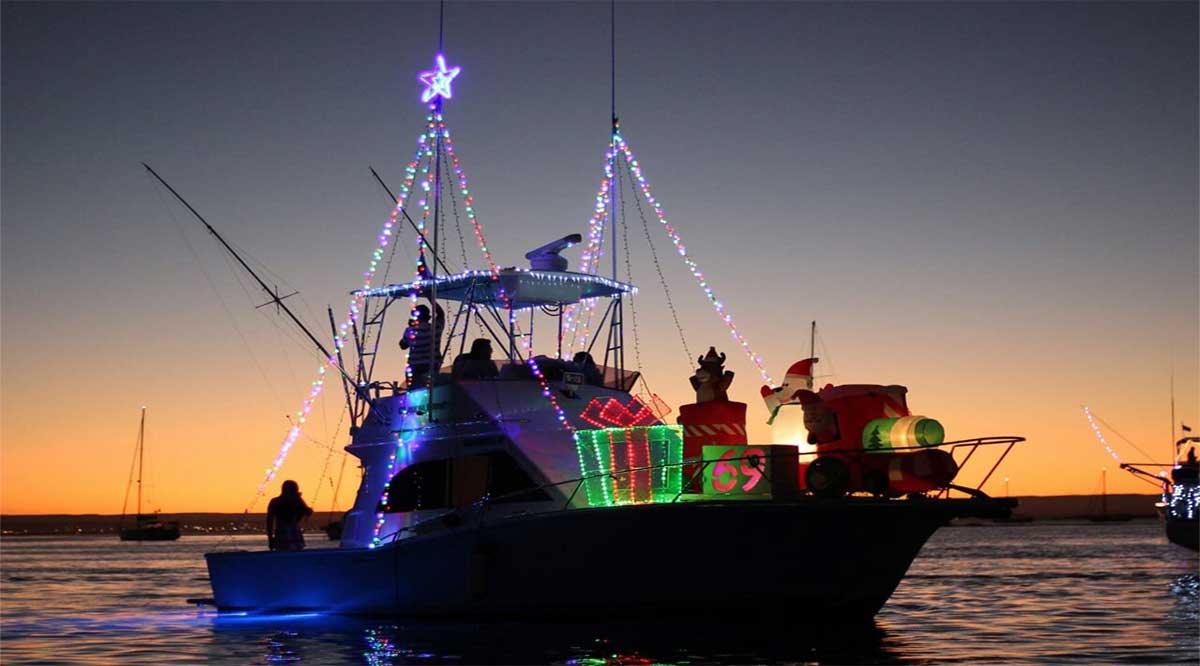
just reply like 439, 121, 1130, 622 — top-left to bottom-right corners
689, 347, 735, 403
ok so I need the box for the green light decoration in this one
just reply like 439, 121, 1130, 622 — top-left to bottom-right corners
702, 445, 773, 498
862, 416, 945, 453
573, 426, 684, 507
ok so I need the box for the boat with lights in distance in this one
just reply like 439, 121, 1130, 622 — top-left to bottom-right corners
1121, 436, 1199, 551
175, 50, 1024, 621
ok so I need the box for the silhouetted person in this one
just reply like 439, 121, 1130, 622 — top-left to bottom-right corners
400, 303, 445, 385
267, 480, 313, 552
452, 338, 499, 380
572, 351, 603, 386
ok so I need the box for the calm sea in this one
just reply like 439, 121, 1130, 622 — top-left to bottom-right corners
1, 521, 1196, 664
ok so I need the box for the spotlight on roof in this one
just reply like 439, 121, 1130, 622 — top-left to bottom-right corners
525, 234, 583, 272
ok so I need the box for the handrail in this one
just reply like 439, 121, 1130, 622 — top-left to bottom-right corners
1119, 462, 1173, 490
378, 436, 1025, 543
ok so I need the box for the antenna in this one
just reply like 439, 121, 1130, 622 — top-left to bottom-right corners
602, 0, 626, 386
611, 0, 617, 127
1170, 370, 1176, 463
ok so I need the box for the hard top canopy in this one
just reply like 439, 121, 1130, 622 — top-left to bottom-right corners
355, 269, 636, 309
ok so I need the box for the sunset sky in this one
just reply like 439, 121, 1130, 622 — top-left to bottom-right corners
3, 1, 1196, 515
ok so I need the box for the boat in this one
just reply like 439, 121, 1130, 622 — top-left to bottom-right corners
1163, 440, 1199, 550
1122, 438, 1199, 551
143, 41, 1024, 619
321, 515, 344, 541
118, 408, 181, 541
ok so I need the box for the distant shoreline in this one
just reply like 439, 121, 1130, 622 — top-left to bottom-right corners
0, 512, 344, 536
0, 494, 1161, 535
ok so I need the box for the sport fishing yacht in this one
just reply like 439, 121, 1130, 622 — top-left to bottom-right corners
201, 264, 1020, 618
150, 48, 1024, 620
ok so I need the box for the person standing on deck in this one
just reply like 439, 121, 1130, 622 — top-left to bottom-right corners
266, 480, 313, 552
400, 303, 445, 385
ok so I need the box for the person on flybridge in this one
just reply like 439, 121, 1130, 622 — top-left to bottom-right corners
452, 338, 500, 380
400, 302, 445, 385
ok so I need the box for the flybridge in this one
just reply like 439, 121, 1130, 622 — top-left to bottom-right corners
353, 268, 637, 308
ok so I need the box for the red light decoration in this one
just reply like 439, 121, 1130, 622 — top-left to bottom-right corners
580, 396, 662, 429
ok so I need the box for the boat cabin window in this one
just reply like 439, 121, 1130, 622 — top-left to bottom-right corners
377, 452, 550, 513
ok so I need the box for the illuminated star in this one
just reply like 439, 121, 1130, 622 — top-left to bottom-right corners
418, 54, 461, 103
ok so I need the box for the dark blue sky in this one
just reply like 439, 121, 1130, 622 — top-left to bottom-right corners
3, 1, 1196, 510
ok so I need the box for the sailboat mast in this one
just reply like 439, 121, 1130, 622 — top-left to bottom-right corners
809, 321, 817, 388
136, 407, 145, 518
1170, 371, 1176, 463
1100, 468, 1107, 516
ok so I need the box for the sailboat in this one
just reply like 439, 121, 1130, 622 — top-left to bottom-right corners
1088, 468, 1133, 522
118, 407, 181, 541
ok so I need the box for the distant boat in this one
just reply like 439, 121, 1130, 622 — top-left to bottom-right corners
1088, 469, 1133, 522
322, 518, 344, 541
1120, 437, 1199, 551
118, 408, 180, 541
1163, 439, 1198, 550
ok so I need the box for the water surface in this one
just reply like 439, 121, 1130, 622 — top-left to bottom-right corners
2, 521, 1196, 664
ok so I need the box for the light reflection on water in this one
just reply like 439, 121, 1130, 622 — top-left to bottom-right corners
1, 523, 1196, 664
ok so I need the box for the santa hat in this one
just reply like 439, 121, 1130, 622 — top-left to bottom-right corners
782, 358, 818, 391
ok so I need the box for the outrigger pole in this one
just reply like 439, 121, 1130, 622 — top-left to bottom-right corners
369, 167, 453, 279
143, 163, 358, 390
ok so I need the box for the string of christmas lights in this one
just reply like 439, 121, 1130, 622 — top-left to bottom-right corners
370, 107, 442, 548
562, 142, 615, 351
613, 132, 773, 385
249, 113, 432, 509
370, 399, 423, 548
439, 118, 575, 432
1083, 405, 1123, 464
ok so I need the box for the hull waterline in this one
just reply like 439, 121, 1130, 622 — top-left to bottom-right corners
207, 497, 1010, 620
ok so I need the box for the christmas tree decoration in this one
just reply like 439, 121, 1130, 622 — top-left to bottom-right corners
613, 132, 773, 384
249, 107, 436, 507
561, 142, 615, 351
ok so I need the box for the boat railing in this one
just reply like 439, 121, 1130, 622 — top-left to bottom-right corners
1118, 462, 1174, 491
376, 435, 1024, 544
